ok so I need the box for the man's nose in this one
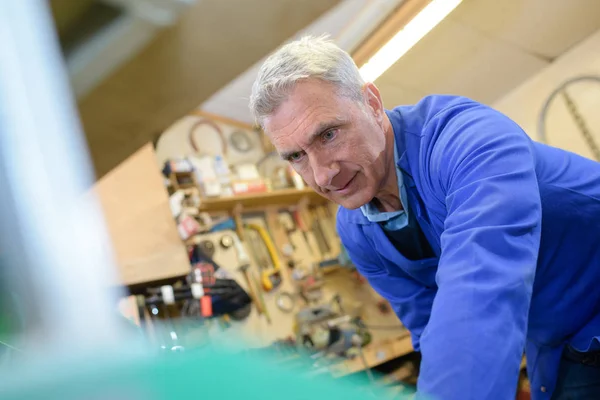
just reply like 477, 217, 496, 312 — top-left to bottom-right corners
311, 154, 339, 188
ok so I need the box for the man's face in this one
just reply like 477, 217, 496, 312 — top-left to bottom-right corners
262, 79, 388, 209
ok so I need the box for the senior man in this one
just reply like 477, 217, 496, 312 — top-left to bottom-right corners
249, 36, 600, 399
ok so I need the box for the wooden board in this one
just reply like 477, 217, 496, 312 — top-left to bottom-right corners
198, 188, 328, 212
94, 143, 191, 286
177, 229, 410, 363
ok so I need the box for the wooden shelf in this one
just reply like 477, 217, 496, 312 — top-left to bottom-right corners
197, 188, 327, 212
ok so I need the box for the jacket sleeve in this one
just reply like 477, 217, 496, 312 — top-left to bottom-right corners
336, 217, 435, 350
417, 103, 541, 399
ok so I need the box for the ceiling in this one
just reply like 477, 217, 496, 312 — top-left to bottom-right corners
378, 0, 600, 107
50, 0, 340, 178
50, 0, 600, 178
201, 0, 600, 124
50, 0, 123, 57
200, 0, 405, 123
50, 0, 97, 38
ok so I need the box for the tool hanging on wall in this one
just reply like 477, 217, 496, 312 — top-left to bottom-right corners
188, 118, 228, 156
538, 75, 600, 161
560, 90, 600, 160
244, 222, 283, 291
310, 208, 332, 259
315, 205, 341, 256
232, 232, 270, 322
293, 295, 372, 360
188, 244, 252, 320
274, 269, 325, 313
252, 272, 272, 324
278, 211, 298, 251
229, 130, 254, 153
264, 208, 294, 265
283, 209, 317, 262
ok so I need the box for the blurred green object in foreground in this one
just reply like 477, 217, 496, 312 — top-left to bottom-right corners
0, 342, 409, 400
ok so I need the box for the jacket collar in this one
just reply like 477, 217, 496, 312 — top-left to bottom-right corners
386, 108, 413, 184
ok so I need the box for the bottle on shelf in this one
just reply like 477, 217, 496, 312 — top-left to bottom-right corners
214, 155, 233, 196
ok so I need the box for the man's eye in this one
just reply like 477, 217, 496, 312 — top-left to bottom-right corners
322, 129, 337, 142
288, 152, 303, 162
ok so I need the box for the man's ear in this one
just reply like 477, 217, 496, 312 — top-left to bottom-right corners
362, 82, 385, 123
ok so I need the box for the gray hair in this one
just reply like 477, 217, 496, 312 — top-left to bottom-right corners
249, 35, 365, 126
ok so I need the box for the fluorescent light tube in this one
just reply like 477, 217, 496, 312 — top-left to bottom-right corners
359, 0, 463, 82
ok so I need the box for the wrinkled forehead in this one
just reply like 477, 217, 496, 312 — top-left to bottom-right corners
262, 80, 355, 140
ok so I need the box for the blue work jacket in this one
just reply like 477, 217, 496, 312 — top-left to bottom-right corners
337, 95, 600, 400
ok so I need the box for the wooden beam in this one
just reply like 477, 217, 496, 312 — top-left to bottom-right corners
352, 0, 432, 67
188, 109, 255, 131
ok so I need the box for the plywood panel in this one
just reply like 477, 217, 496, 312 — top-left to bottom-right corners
451, 0, 600, 59
378, 81, 427, 109
94, 143, 191, 286
493, 30, 600, 159
375, 0, 600, 107
382, 18, 547, 104
186, 229, 406, 352
154, 115, 265, 167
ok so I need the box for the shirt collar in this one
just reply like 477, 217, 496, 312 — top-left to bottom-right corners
360, 136, 405, 222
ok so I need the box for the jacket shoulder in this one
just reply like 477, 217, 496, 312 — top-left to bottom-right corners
388, 95, 481, 135
336, 207, 375, 259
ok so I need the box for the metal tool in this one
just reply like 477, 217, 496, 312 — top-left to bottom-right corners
311, 209, 331, 258
315, 205, 341, 256
537, 75, 600, 161
232, 233, 265, 318
244, 222, 283, 292
265, 208, 292, 263
252, 272, 272, 324
238, 264, 264, 317
292, 209, 321, 260
229, 130, 253, 153
248, 230, 270, 269
278, 211, 299, 254
561, 89, 600, 161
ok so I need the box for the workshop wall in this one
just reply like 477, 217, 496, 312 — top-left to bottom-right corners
155, 115, 265, 166
493, 29, 600, 159
156, 113, 294, 192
